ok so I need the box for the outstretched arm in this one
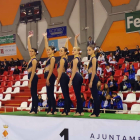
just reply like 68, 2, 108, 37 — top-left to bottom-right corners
28, 33, 33, 52
64, 37, 71, 48
43, 32, 49, 52
74, 34, 80, 47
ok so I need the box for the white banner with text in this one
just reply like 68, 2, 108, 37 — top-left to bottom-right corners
0, 44, 17, 56
0, 115, 139, 140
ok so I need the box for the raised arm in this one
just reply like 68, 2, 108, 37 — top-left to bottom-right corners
89, 58, 96, 88
64, 37, 71, 48
43, 33, 49, 52
28, 33, 33, 52
74, 34, 80, 47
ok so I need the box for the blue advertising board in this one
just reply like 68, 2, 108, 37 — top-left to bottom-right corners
47, 26, 67, 38
48, 40, 59, 51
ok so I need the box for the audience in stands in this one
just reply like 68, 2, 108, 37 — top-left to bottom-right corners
10, 58, 15, 66
22, 60, 27, 73
38, 94, 43, 107
13, 65, 20, 75
108, 52, 115, 63
102, 65, 112, 82
66, 65, 72, 73
124, 64, 135, 89
111, 93, 123, 110
15, 58, 21, 66
4, 59, 9, 67
101, 95, 111, 109
120, 75, 131, 92
115, 46, 121, 62
57, 94, 64, 108
87, 95, 94, 112
1, 61, 8, 74
98, 53, 105, 64
122, 47, 131, 62
134, 75, 140, 92
108, 75, 118, 94
42, 97, 48, 107
133, 50, 139, 62
37, 61, 41, 69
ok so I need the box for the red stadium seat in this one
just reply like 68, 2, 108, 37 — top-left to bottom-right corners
7, 81, 13, 87
18, 66, 22, 71
117, 76, 124, 84
107, 55, 110, 60
81, 86, 86, 93
118, 58, 125, 65
121, 63, 129, 70
8, 76, 14, 81
69, 94, 76, 101
69, 86, 74, 93
2, 71, 8, 76
1, 76, 7, 81
0, 81, 6, 87
114, 70, 122, 79
133, 62, 140, 70
0, 88, 4, 93
15, 75, 21, 81
8, 71, 13, 76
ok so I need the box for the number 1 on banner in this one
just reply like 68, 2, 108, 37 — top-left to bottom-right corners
60, 129, 69, 140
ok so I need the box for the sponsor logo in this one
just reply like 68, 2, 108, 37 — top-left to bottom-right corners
2, 125, 9, 139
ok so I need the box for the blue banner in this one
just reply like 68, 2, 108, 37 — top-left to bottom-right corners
47, 26, 67, 38
48, 40, 59, 51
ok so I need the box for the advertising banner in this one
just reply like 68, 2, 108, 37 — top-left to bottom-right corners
0, 115, 140, 140
125, 11, 140, 33
47, 26, 67, 38
0, 44, 17, 56
0, 34, 16, 44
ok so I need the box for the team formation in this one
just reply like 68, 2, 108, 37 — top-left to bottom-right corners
27, 33, 100, 117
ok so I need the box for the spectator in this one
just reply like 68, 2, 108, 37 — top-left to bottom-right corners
97, 64, 102, 78
134, 75, 140, 92
15, 58, 21, 66
87, 36, 95, 60
37, 61, 41, 69
87, 36, 95, 46
81, 93, 86, 108
82, 64, 88, 77
120, 75, 131, 92
38, 94, 43, 107
133, 50, 139, 62
124, 64, 135, 89
13, 65, 20, 75
101, 95, 111, 109
0, 61, 4, 74
122, 47, 131, 62
57, 94, 64, 108
1, 61, 8, 74
42, 97, 49, 107
108, 75, 118, 93
98, 53, 105, 63
87, 95, 94, 112
22, 60, 27, 73
115, 46, 121, 62
4, 59, 9, 67
10, 58, 15, 66
111, 93, 123, 110
102, 65, 112, 82
66, 64, 72, 73
108, 52, 115, 63
67, 72, 71, 78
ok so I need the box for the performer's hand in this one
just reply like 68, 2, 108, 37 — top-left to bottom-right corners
75, 34, 80, 39
89, 82, 92, 88
28, 81, 31, 89
43, 32, 47, 36
68, 80, 72, 88
28, 33, 33, 38
67, 36, 72, 40
46, 79, 50, 86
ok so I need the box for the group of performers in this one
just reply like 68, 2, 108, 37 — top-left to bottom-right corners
27, 33, 100, 117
